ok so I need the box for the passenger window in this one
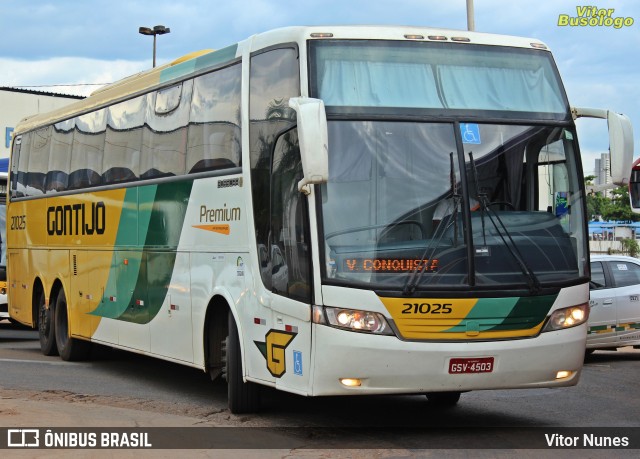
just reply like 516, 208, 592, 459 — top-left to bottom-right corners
590, 261, 606, 289
141, 81, 192, 178
45, 124, 69, 193
70, 110, 105, 189
608, 261, 640, 288
187, 63, 241, 173
11, 134, 27, 197
26, 126, 52, 196
104, 96, 145, 183
155, 83, 183, 114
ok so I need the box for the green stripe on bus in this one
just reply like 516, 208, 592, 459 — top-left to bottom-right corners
487, 295, 556, 331
160, 44, 238, 84
118, 180, 193, 324
90, 188, 150, 319
443, 295, 556, 333
91, 181, 193, 323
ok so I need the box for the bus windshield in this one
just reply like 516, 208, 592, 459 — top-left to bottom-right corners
310, 40, 568, 117
311, 40, 585, 292
319, 121, 586, 291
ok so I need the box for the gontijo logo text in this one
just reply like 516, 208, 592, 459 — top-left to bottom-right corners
47, 202, 106, 236
558, 6, 634, 29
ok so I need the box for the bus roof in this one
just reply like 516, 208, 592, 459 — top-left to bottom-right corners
13, 25, 550, 135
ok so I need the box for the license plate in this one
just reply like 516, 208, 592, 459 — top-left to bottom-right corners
449, 357, 494, 374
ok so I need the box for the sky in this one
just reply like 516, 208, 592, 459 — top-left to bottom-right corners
0, 0, 638, 176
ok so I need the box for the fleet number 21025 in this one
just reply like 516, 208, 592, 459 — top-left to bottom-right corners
401, 303, 452, 314
11, 215, 26, 230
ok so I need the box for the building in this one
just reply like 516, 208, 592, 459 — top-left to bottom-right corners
589, 220, 640, 255
0, 87, 84, 159
594, 152, 612, 198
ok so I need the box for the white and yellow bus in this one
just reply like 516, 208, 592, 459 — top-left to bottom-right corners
0, 167, 7, 320
8, 26, 633, 413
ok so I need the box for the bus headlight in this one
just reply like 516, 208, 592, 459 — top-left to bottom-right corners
314, 306, 394, 335
542, 303, 589, 332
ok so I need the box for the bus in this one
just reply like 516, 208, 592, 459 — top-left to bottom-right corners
8, 26, 634, 413
0, 163, 7, 321
630, 157, 640, 212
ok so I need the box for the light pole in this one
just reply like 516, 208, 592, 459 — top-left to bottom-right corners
466, 0, 475, 31
139, 25, 171, 68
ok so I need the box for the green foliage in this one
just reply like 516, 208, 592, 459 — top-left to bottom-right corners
586, 185, 640, 222
621, 238, 640, 258
586, 192, 610, 220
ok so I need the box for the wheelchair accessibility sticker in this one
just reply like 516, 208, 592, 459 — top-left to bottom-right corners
461, 123, 481, 145
293, 350, 303, 376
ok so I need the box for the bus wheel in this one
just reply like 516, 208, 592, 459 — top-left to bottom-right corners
38, 291, 58, 356
225, 313, 260, 414
426, 391, 461, 407
54, 289, 91, 361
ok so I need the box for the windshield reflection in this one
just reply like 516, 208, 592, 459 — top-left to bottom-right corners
320, 121, 586, 292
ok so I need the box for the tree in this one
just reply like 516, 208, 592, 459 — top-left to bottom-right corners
621, 238, 640, 258
586, 192, 610, 221
602, 186, 640, 222
585, 174, 640, 222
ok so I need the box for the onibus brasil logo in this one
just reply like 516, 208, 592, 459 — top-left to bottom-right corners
558, 6, 634, 29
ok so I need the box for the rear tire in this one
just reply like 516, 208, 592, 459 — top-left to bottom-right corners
54, 289, 91, 361
426, 391, 461, 407
38, 291, 58, 356
226, 313, 260, 414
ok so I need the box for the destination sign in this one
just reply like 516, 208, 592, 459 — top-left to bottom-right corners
342, 258, 438, 273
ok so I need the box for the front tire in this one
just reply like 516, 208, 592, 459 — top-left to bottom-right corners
226, 313, 260, 414
38, 291, 58, 356
54, 289, 91, 361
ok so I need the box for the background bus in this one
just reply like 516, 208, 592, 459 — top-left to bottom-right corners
7, 26, 633, 413
0, 158, 7, 322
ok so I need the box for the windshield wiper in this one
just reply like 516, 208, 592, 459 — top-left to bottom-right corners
403, 152, 460, 295
468, 152, 542, 294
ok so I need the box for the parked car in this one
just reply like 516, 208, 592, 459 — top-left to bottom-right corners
588, 255, 640, 352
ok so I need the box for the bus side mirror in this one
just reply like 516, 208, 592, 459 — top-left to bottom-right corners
572, 107, 634, 185
289, 97, 329, 194
608, 111, 634, 185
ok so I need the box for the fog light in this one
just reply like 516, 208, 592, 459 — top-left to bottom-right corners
556, 370, 572, 379
340, 378, 362, 387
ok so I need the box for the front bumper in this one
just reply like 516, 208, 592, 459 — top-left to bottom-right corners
310, 322, 586, 396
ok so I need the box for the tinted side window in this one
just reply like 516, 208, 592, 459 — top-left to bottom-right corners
46, 124, 69, 193
249, 47, 300, 289
10, 134, 26, 197
104, 96, 145, 184
187, 63, 241, 173
270, 129, 312, 303
70, 111, 105, 189
608, 261, 640, 288
142, 81, 192, 178
26, 126, 52, 196
590, 261, 606, 289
